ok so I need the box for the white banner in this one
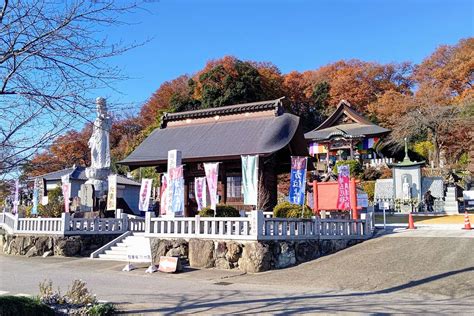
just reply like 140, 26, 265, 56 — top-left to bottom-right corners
194, 177, 207, 211
204, 162, 219, 211
241, 155, 259, 206
107, 175, 117, 211
61, 175, 71, 213
160, 173, 168, 215
139, 178, 153, 212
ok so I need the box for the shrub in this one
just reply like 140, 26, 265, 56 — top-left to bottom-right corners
360, 167, 381, 180
39, 187, 63, 218
0, 296, 54, 316
64, 279, 97, 305
332, 160, 362, 178
87, 303, 117, 316
412, 141, 434, 161
361, 181, 375, 201
379, 166, 392, 179
199, 204, 240, 217
273, 201, 313, 218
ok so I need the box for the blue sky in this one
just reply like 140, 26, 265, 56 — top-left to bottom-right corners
101, 0, 473, 115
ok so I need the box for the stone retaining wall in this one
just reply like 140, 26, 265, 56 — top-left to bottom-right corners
0, 234, 121, 257
149, 238, 363, 273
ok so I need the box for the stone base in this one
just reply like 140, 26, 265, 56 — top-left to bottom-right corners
85, 167, 110, 196
149, 237, 363, 273
0, 234, 121, 257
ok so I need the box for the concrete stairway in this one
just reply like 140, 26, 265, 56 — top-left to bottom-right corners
92, 232, 151, 262
444, 187, 459, 214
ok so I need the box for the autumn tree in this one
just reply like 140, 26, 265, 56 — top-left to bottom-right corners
195, 56, 270, 108
307, 60, 413, 114
0, 0, 145, 176
413, 38, 474, 103
24, 128, 92, 177
389, 104, 467, 168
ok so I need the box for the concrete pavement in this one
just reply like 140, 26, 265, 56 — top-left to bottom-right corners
0, 229, 473, 314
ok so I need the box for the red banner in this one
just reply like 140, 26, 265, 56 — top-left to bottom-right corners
337, 165, 351, 210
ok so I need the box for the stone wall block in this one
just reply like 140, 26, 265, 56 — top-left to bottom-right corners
238, 242, 272, 273
225, 242, 242, 263
188, 238, 215, 268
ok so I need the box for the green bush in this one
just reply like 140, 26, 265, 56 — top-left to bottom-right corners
361, 181, 375, 201
0, 296, 54, 316
199, 204, 240, 217
273, 201, 313, 218
39, 186, 63, 218
332, 160, 362, 178
87, 303, 117, 316
412, 141, 434, 161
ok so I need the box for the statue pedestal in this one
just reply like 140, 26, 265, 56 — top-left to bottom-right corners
85, 167, 110, 197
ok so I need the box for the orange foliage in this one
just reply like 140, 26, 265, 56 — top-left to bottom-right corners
413, 38, 474, 103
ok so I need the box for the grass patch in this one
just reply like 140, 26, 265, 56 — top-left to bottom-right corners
0, 296, 54, 316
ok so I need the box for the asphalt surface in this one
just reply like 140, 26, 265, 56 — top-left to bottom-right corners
0, 229, 473, 315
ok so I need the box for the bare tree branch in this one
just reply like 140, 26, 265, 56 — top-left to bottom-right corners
0, 0, 149, 175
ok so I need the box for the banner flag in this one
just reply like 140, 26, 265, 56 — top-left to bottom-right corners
32, 180, 39, 215
169, 165, 184, 214
160, 173, 168, 215
61, 174, 71, 213
194, 177, 207, 211
107, 175, 117, 211
309, 142, 328, 155
337, 165, 351, 210
204, 162, 219, 211
288, 157, 308, 205
241, 155, 259, 206
12, 179, 19, 214
139, 178, 153, 212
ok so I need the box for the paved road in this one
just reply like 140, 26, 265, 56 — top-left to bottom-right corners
0, 230, 473, 315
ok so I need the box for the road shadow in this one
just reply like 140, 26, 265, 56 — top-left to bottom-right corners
117, 267, 474, 314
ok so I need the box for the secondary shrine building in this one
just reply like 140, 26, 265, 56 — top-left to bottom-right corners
119, 98, 308, 216
305, 100, 390, 172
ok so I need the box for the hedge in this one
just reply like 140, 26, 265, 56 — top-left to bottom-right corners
198, 205, 240, 217
273, 201, 313, 218
0, 296, 54, 316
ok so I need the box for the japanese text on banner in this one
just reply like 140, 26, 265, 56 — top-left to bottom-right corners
288, 156, 307, 205
337, 165, 351, 210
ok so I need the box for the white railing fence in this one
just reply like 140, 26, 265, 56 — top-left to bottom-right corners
0, 212, 128, 236
145, 210, 375, 241
0, 210, 375, 241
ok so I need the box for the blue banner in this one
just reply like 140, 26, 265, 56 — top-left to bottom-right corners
288, 156, 308, 205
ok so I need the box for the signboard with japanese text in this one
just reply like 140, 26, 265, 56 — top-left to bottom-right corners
288, 157, 307, 205
107, 175, 117, 211
139, 178, 153, 212
337, 165, 351, 210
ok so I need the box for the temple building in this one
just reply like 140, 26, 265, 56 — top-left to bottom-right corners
119, 98, 308, 215
304, 100, 391, 171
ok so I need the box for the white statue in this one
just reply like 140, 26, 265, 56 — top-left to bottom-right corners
88, 97, 111, 169
402, 177, 411, 200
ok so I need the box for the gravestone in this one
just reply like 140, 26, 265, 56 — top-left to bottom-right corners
79, 184, 95, 212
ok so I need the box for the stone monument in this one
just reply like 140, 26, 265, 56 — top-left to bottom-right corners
80, 97, 111, 210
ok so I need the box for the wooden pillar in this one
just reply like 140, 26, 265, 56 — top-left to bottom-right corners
312, 180, 319, 217
184, 179, 189, 217
259, 155, 277, 212
350, 177, 358, 220
222, 163, 227, 205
